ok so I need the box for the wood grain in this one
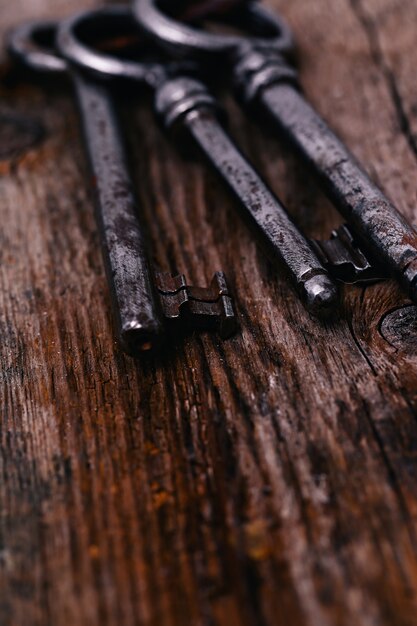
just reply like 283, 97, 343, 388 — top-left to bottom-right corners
1, 1, 417, 625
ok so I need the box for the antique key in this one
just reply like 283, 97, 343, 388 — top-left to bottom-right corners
134, 0, 417, 303
9, 20, 237, 355
56, 6, 339, 317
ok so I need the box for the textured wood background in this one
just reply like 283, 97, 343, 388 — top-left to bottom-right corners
1, 0, 417, 625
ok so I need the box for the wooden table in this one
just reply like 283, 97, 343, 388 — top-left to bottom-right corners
1, 1, 417, 624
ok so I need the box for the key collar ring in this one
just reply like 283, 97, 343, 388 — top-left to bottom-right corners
133, 0, 295, 61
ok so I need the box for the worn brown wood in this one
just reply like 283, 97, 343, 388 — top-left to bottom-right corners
1, 1, 417, 625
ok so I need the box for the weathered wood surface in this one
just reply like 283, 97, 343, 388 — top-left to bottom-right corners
1, 1, 417, 625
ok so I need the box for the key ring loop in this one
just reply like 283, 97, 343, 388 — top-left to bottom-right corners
57, 7, 162, 85
133, 0, 294, 60
8, 21, 68, 75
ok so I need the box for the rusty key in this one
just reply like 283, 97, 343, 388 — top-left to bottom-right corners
134, 0, 417, 304
8, 20, 236, 355
56, 6, 339, 317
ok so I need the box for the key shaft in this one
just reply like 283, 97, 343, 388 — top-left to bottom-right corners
72, 72, 164, 354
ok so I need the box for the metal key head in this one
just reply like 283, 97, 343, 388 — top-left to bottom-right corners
133, 0, 295, 62
57, 7, 167, 89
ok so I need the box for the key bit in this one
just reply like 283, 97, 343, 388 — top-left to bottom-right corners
311, 225, 387, 285
156, 271, 237, 338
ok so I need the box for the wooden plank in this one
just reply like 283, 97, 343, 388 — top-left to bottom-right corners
1, 1, 417, 625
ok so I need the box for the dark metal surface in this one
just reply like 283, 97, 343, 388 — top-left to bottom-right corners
134, 0, 417, 305
57, 6, 339, 316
